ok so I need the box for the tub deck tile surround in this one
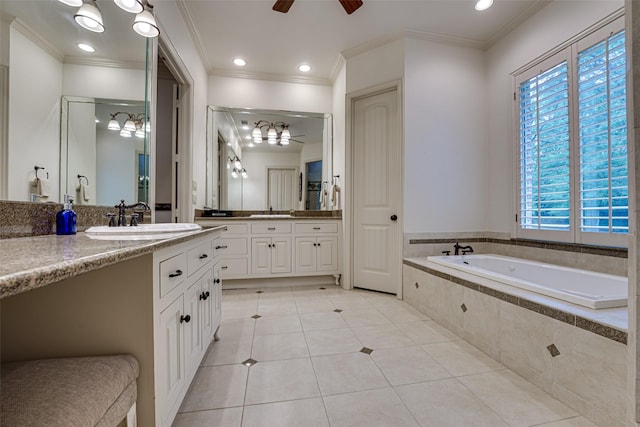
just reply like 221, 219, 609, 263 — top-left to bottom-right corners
403, 258, 627, 344
0, 227, 226, 300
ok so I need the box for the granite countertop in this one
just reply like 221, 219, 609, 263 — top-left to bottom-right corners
196, 216, 342, 222
0, 226, 226, 300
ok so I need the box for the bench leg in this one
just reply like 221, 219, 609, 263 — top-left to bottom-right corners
126, 402, 137, 427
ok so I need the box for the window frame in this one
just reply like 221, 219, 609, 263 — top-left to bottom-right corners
513, 16, 627, 247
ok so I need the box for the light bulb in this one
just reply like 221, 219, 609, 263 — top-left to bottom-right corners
120, 129, 132, 138
133, 6, 159, 38
231, 168, 239, 178
74, 0, 105, 33
114, 0, 143, 13
475, 0, 493, 10
253, 137, 263, 144
252, 127, 262, 139
280, 138, 290, 145
241, 168, 248, 179
268, 137, 277, 145
267, 127, 277, 139
281, 128, 291, 139
135, 127, 145, 138
234, 157, 242, 169
123, 118, 137, 132
108, 118, 120, 130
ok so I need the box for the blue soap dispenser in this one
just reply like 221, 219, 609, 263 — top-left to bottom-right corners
56, 194, 77, 235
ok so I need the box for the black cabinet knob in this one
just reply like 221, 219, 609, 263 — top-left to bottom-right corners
180, 314, 191, 323
199, 254, 208, 259
206, 291, 210, 298
390, 214, 398, 221
214, 279, 221, 284
169, 269, 183, 278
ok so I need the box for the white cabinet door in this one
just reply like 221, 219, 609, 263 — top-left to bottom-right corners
271, 237, 291, 274
158, 296, 185, 425
251, 238, 272, 275
316, 236, 338, 272
183, 280, 202, 378
295, 237, 316, 273
200, 269, 214, 347
213, 264, 222, 330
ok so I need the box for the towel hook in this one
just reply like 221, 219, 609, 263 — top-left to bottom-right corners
77, 174, 89, 185
34, 166, 46, 180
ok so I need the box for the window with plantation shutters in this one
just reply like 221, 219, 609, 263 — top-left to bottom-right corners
519, 62, 570, 231
578, 30, 628, 235
515, 17, 627, 246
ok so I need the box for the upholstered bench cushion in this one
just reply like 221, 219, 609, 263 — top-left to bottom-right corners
1, 355, 139, 427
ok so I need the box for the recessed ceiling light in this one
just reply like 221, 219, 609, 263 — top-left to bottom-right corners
233, 58, 247, 67
245, 135, 252, 140
298, 64, 311, 73
475, 0, 493, 11
248, 142, 255, 148
78, 43, 95, 53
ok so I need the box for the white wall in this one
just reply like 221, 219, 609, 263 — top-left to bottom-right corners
345, 39, 404, 94
96, 128, 136, 205
155, 2, 210, 218
208, 76, 332, 113
62, 64, 145, 101
485, 0, 624, 234
242, 151, 300, 210
8, 25, 62, 201
403, 37, 487, 233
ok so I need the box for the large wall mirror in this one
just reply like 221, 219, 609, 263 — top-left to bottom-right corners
206, 107, 333, 211
1, 0, 151, 205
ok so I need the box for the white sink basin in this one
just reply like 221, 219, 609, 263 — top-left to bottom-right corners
85, 223, 202, 239
249, 214, 293, 218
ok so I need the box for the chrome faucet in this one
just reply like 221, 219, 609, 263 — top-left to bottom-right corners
114, 200, 150, 226
453, 242, 474, 255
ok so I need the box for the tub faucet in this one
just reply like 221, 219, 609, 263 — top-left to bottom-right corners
454, 242, 474, 256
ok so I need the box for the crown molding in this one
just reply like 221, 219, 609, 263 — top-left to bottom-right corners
329, 54, 346, 84
176, 0, 212, 70
484, 0, 552, 48
11, 17, 64, 62
64, 56, 146, 70
209, 68, 332, 86
342, 31, 406, 59
404, 28, 485, 49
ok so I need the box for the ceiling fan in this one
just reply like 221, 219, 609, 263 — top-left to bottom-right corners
272, 0, 363, 15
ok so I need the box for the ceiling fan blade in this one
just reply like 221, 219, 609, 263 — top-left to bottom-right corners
273, 0, 294, 13
338, 0, 363, 15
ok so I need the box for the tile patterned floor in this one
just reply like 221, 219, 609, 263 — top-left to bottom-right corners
173, 286, 598, 427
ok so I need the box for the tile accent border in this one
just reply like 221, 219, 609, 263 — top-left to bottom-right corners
408, 237, 627, 258
403, 259, 628, 345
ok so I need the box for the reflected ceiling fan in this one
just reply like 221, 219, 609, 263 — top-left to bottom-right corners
272, 0, 363, 15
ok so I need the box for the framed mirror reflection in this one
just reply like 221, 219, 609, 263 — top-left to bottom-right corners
206, 107, 333, 212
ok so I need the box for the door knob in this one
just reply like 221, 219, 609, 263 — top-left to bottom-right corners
390, 214, 398, 221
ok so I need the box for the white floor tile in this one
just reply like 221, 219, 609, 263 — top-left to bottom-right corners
376, 304, 428, 323
352, 323, 415, 350
370, 346, 451, 386
295, 298, 336, 314
217, 318, 256, 342
251, 332, 309, 361
241, 398, 329, 427
340, 308, 391, 328
323, 387, 419, 427
300, 311, 349, 331
395, 378, 510, 427
202, 338, 252, 366
244, 358, 320, 405
172, 407, 243, 427
179, 365, 248, 412
304, 328, 362, 356
458, 370, 578, 427
253, 314, 302, 336
422, 340, 504, 377
396, 320, 459, 345
535, 416, 598, 427
312, 352, 389, 396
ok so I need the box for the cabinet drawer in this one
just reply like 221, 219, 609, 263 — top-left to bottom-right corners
295, 223, 338, 233
216, 238, 248, 256
251, 222, 291, 234
219, 258, 248, 278
224, 223, 248, 235
187, 240, 213, 276
159, 252, 187, 298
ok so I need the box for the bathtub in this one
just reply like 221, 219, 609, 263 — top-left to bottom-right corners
426, 254, 627, 310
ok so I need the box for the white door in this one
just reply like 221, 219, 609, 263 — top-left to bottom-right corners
268, 168, 296, 210
183, 279, 201, 376
352, 89, 401, 294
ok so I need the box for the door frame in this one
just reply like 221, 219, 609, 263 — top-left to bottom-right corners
150, 28, 194, 223
345, 80, 404, 298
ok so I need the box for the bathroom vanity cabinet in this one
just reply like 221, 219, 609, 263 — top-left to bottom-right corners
0, 227, 225, 427
197, 218, 342, 285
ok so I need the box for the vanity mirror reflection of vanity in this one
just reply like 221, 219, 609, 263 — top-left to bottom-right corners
206, 106, 333, 212
1, 0, 151, 205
